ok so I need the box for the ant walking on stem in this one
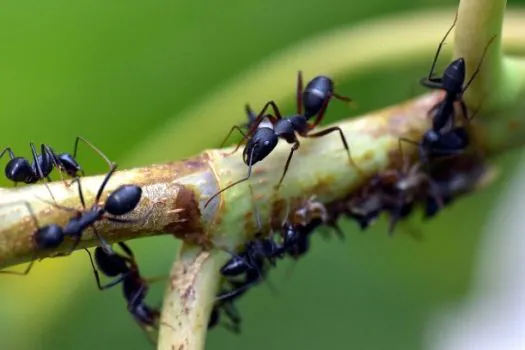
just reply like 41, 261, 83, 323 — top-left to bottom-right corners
0, 167, 146, 275
204, 72, 359, 208
0, 136, 112, 189
400, 11, 496, 165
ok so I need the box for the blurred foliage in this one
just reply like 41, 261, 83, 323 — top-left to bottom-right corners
0, 0, 524, 349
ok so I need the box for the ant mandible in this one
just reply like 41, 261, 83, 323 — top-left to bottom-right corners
0, 136, 112, 189
204, 72, 358, 208
85, 242, 164, 344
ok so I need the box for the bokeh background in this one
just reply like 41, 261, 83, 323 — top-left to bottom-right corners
1, 1, 524, 349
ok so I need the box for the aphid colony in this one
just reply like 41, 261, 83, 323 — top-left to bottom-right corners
0, 12, 495, 345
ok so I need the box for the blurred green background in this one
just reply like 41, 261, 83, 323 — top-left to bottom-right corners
0, 1, 524, 349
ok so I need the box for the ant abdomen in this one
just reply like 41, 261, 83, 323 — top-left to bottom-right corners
303, 76, 334, 119
104, 185, 142, 216
94, 247, 129, 277
5, 158, 34, 183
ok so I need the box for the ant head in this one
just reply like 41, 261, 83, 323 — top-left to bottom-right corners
94, 246, 130, 277
57, 153, 82, 177
242, 127, 278, 165
5, 158, 34, 183
34, 224, 64, 249
442, 58, 465, 95
104, 185, 142, 216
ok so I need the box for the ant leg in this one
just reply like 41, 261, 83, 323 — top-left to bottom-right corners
30, 143, 56, 202
73, 136, 113, 170
245, 104, 257, 128
84, 248, 128, 290
35, 195, 78, 213
256, 100, 284, 121
222, 303, 242, 333
462, 35, 497, 94
0, 258, 36, 276
307, 96, 329, 127
42, 144, 70, 187
274, 141, 300, 191
74, 177, 87, 209
220, 125, 248, 152
421, 11, 458, 86
91, 226, 113, 254
306, 126, 362, 175
0, 147, 15, 160
118, 241, 135, 259
105, 206, 154, 224
203, 147, 256, 209
296, 71, 303, 115
331, 92, 352, 103
215, 275, 260, 302
62, 235, 82, 256
94, 163, 118, 203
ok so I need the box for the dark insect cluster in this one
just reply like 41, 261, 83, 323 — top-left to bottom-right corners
205, 12, 495, 335
0, 138, 152, 341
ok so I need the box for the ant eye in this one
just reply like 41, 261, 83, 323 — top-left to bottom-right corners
263, 140, 270, 146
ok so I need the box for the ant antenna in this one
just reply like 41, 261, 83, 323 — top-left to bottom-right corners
461, 35, 497, 94
29, 143, 57, 202
204, 147, 256, 208
425, 11, 458, 82
72, 136, 113, 170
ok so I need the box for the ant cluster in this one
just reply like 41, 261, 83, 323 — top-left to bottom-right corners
0, 11, 496, 345
206, 12, 496, 333
0, 137, 161, 341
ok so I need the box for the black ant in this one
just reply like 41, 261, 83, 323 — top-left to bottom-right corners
404, 12, 496, 163
0, 136, 112, 189
216, 186, 284, 301
40, 163, 146, 255
204, 72, 357, 208
85, 242, 163, 344
0, 171, 145, 275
